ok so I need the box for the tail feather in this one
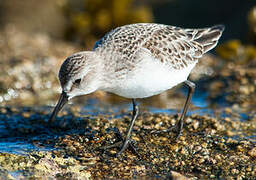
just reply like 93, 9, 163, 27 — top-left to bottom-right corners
194, 25, 225, 53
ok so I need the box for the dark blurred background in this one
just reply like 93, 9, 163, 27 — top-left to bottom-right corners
0, 0, 255, 108
0, 0, 255, 45
153, 0, 255, 43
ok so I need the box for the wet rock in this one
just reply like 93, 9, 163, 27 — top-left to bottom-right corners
0, 106, 254, 178
0, 25, 81, 106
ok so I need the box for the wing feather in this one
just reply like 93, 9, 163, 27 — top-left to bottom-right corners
93, 23, 224, 71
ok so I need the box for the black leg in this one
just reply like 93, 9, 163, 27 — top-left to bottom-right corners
117, 99, 139, 156
175, 80, 195, 140
100, 99, 139, 156
151, 80, 195, 140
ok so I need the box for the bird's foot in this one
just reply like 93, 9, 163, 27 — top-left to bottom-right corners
150, 125, 182, 142
47, 117, 75, 130
100, 128, 139, 157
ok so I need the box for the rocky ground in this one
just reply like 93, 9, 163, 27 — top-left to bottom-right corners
0, 106, 255, 179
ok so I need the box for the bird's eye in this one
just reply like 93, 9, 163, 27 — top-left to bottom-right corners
74, 78, 81, 84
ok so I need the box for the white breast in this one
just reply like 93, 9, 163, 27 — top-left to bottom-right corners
107, 54, 197, 99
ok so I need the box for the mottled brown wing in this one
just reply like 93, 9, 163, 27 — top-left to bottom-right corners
94, 23, 167, 72
94, 23, 224, 71
141, 25, 224, 69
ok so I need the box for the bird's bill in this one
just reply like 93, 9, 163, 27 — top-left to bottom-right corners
49, 91, 69, 123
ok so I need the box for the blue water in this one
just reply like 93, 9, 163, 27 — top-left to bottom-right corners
0, 81, 254, 155
0, 141, 52, 155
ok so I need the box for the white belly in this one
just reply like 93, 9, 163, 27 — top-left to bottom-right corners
108, 56, 197, 99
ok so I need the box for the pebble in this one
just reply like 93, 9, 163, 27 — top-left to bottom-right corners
248, 147, 256, 158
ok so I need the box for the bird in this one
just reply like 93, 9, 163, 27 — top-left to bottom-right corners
49, 23, 224, 156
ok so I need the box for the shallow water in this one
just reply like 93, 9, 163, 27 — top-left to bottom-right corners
0, 75, 256, 179
0, 80, 255, 156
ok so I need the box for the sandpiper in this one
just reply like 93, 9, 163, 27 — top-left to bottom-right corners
49, 23, 224, 155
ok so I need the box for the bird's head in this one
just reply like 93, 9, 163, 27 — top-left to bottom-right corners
49, 51, 102, 123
